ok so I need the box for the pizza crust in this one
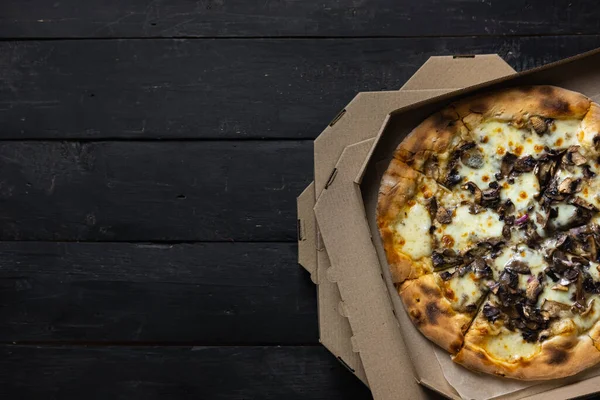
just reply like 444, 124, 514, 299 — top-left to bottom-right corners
391, 85, 593, 180
453, 86, 591, 130
399, 274, 472, 354
377, 158, 423, 283
453, 325, 600, 380
393, 107, 468, 180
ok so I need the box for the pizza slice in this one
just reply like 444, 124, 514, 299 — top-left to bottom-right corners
453, 236, 600, 380
399, 263, 489, 353
377, 158, 505, 283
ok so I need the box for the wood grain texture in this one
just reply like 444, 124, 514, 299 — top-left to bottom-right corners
0, 242, 316, 343
0, 141, 311, 241
1, 37, 600, 140
1, 0, 599, 38
0, 345, 371, 399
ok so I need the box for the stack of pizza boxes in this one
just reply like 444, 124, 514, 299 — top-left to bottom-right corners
297, 50, 600, 400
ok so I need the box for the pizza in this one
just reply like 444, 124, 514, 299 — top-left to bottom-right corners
377, 86, 600, 380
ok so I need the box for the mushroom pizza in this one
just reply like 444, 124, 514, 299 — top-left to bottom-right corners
377, 86, 600, 380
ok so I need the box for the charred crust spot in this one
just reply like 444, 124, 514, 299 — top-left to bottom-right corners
519, 86, 537, 94
426, 302, 441, 324
432, 112, 456, 131
409, 309, 423, 325
420, 285, 438, 296
539, 86, 554, 95
469, 102, 488, 114
541, 98, 570, 115
547, 347, 570, 365
449, 340, 462, 354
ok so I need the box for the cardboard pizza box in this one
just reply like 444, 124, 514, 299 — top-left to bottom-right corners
311, 48, 600, 400
298, 54, 516, 397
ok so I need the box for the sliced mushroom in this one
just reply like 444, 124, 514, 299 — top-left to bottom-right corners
558, 177, 583, 195
435, 206, 453, 225
506, 259, 531, 274
462, 181, 482, 204
535, 156, 559, 190
526, 275, 543, 303
425, 197, 438, 221
461, 146, 485, 169
541, 299, 571, 317
560, 207, 593, 231
444, 168, 462, 187
573, 273, 586, 313
562, 233, 594, 258
565, 146, 587, 166
473, 260, 493, 279
580, 299, 596, 317
457, 262, 471, 277
550, 249, 572, 272
513, 155, 537, 173
481, 187, 501, 208
562, 267, 580, 283
529, 116, 548, 135
497, 199, 515, 220
431, 249, 463, 270
499, 269, 519, 289
468, 202, 486, 215
502, 224, 511, 240
486, 281, 501, 294
569, 196, 599, 212
439, 271, 455, 281
500, 152, 518, 177
582, 165, 596, 179
523, 220, 543, 248
483, 303, 502, 323
542, 177, 568, 203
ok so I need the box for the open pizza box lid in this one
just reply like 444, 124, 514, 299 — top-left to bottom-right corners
300, 49, 600, 399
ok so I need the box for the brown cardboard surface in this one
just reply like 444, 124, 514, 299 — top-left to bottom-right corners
313, 90, 450, 200
317, 247, 368, 385
357, 48, 600, 399
315, 138, 443, 400
401, 54, 515, 91
297, 182, 317, 284
296, 182, 368, 384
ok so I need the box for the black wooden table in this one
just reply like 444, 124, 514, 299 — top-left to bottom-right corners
1, 1, 600, 399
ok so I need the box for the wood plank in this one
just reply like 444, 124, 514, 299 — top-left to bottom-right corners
0, 141, 311, 241
0, 242, 317, 343
1, 37, 599, 140
1, 0, 599, 38
0, 345, 371, 399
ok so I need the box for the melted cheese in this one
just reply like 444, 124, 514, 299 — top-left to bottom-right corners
552, 203, 578, 228
491, 245, 546, 278
474, 121, 539, 158
445, 272, 482, 311
484, 329, 541, 361
393, 202, 432, 259
536, 276, 575, 307
540, 120, 582, 149
470, 119, 583, 164
435, 205, 503, 251
500, 171, 540, 213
